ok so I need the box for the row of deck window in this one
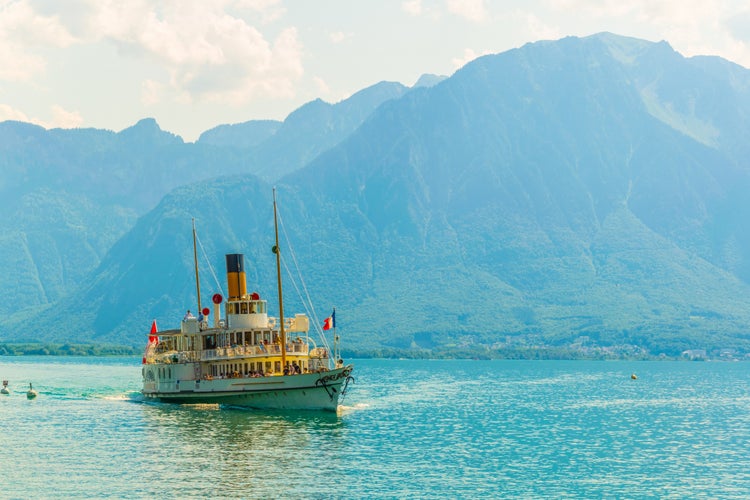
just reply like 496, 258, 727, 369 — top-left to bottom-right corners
203, 330, 304, 350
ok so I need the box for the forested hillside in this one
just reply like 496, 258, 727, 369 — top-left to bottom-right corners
3, 33, 750, 358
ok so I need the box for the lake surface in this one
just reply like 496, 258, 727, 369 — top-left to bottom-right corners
1, 357, 749, 498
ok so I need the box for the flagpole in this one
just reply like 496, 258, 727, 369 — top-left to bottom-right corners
332, 307, 339, 367
192, 218, 202, 313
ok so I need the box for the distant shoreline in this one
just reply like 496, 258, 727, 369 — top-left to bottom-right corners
0, 342, 744, 361
0, 343, 140, 357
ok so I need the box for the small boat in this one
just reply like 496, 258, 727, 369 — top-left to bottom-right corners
1, 380, 9, 395
27, 383, 37, 399
141, 191, 354, 411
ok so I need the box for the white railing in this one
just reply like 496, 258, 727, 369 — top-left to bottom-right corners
146, 343, 311, 364
200, 343, 309, 361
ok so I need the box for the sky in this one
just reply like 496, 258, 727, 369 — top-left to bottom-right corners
1, 0, 749, 142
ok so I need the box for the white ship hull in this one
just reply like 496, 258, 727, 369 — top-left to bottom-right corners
142, 365, 353, 411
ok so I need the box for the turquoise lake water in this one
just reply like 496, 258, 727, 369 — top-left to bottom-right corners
1, 357, 749, 498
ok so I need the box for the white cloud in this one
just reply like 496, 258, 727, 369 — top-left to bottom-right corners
725, 9, 750, 42
141, 79, 165, 106
446, 0, 489, 23
402, 0, 422, 16
0, 102, 82, 129
520, 11, 561, 42
451, 47, 492, 69
329, 31, 351, 44
312, 76, 330, 95
93, 1, 304, 105
536, 0, 750, 68
0, 0, 76, 81
50, 104, 84, 128
4, 1, 305, 105
0, 38, 45, 81
0, 103, 31, 122
235, 0, 286, 23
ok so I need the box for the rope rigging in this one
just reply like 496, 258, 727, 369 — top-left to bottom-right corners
276, 204, 333, 353
194, 225, 225, 297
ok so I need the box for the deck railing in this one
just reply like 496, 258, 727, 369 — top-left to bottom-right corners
145, 342, 310, 364
201, 343, 309, 361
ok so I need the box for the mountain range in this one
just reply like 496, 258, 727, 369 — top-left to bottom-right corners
2, 32, 750, 359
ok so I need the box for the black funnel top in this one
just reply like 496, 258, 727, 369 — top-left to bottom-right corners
226, 254, 245, 273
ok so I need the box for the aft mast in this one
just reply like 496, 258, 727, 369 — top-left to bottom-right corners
273, 189, 287, 369
192, 218, 202, 312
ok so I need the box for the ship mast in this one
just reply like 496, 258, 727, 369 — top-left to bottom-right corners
192, 218, 202, 313
272, 189, 287, 368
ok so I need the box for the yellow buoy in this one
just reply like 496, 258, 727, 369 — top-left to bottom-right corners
630, 373, 637, 380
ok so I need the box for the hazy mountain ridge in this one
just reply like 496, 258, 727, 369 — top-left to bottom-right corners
279, 33, 750, 353
242, 81, 411, 180
198, 119, 282, 148
0, 81, 413, 317
3, 33, 750, 358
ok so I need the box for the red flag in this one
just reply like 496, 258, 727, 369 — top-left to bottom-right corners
143, 320, 158, 364
148, 320, 158, 344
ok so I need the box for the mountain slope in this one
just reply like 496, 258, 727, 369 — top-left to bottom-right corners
240, 81, 410, 180
0, 81, 414, 317
5, 33, 750, 357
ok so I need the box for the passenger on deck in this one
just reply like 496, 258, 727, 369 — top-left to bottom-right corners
183, 310, 195, 320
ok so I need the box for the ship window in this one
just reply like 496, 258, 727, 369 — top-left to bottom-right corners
241, 302, 248, 314
274, 361, 281, 373
265, 361, 272, 373
168, 368, 172, 379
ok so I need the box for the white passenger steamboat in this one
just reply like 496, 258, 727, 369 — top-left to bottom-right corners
141, 193, 354, 411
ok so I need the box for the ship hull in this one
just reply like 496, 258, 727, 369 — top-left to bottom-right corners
142, 365, 353, 411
